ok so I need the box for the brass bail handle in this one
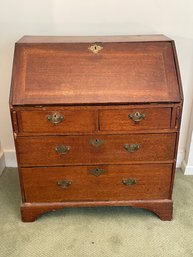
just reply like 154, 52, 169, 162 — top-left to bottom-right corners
122, 178, 137, 186
124, 144, 140, 153
47, 112, 64, 125
55, 145, 71, 155
57, 180, 72, 188
128, 112, 145, 123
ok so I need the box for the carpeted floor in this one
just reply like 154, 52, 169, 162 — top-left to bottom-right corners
0, 168, 193, 257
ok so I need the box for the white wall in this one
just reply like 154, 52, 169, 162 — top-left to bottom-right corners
0, 0, 193, 167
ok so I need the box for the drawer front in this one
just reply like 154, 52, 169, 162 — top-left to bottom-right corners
99, 108, 172, 131
17, 133, 176, 166
21, 164, 172, 202
18, 110, 96, 133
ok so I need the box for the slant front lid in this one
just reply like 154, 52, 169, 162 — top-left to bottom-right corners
11, 35, 181, 105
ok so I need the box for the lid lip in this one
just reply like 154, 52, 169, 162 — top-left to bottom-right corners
10, 99, 182, 107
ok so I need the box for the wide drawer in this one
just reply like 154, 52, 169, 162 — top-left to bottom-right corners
21, 164, 172, 202
17, 110, 96, 133
99, 107, 172, 131
17, 133, 176, 166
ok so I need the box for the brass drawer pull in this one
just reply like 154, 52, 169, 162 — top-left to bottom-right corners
89, 138, 105, 147
47, 113, 64, 125
124, 144, 140, 152
57, 180, 72, 188
55, 145, 71, 154
128, 112, 145, 123
90, 168, 106, 177
122, 178, 137, 186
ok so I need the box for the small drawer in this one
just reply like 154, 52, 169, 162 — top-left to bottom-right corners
17, 133, 176, 166
21, 164, 172, 202
18, 110, 96, 133
99, 107, 172, 131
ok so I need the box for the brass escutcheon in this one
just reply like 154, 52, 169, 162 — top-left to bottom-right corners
90, 168, 106, 177
88, 44, 103, 54
89, 138, 105, 147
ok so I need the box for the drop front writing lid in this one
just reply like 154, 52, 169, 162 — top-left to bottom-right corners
10, 35, 182, 105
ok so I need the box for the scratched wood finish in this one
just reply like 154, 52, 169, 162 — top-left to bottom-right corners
21, 164, 172, 202
16, 133, 176, 166
9, 35, 183, 222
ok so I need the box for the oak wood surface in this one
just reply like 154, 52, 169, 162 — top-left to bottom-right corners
100, 107, 171, 131
11, 103, 182, 110
18, 35, 172, 44
17, 107, 171, 134
21, 199, 173, 222
16, 133, 176, 166
21, 164, 172, 202
11, 41, 181, 105
18, 109, 97, 133
9, 35, 183, 222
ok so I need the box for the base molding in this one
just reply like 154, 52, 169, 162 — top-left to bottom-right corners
21, 199, 173, 222
0, 151, 5, 176
181, 160, 193, 175
4, 150, 17, 167
176, 149, 185, 168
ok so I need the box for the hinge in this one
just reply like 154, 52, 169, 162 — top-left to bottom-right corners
175, 107, 182, 129
11, 111, 19, 133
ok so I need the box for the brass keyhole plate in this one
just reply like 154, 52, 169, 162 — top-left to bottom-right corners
88, 44, 103, 54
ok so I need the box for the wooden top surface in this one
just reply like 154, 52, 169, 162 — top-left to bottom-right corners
17, 35, 171, 43
10, 35, 182, 105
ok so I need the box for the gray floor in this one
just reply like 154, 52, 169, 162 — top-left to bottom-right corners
0, 168, 193, 257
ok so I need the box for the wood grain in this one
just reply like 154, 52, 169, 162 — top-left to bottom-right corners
21, 199, 173, 222
21, 164, 172, 202
9, 35, 183, 222
17, 35, 172, 44
18, 109, 97, 133
16, 133, 176, 166
100, 107, 171, 131
11, 40, 181, 105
